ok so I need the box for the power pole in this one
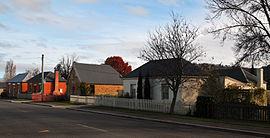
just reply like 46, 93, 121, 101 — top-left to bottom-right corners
41, 54, 44, 102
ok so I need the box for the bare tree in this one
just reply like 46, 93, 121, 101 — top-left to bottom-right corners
56, 54, 79, 80
206, 0, 270, 66
3, 59, 16, 81
25, 67, 40, 77
140, 12, 204, 114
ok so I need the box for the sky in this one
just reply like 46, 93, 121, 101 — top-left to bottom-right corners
0, 0, 236, 78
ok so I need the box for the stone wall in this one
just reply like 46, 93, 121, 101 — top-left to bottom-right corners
95, 85, 123, 96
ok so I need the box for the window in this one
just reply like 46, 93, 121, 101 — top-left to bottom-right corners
130, 84, 136, 98
34, 84, 37, 93
12, 84, 15, 96
39, 83, 41, 92
17, 83, 20, 94
29, 83, 32, 93
161, 84, 169, 100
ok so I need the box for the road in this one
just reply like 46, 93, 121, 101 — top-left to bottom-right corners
0, 100, 264, 138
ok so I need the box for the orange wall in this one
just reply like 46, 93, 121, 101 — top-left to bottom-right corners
94, 85, 123, 96
28, 82, 66, 96
21, 83, 28, 93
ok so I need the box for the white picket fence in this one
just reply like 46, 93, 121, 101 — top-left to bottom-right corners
70, 95, 195, 115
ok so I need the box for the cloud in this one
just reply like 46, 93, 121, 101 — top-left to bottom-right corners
72, 0, 99, 3
0, 23, 7, 30
0, 42, 17, 48
18, 12, 90, 30
0, 2, 10, 13
7, 0, 51, 11
158, 0, 180, 6
127, 6, 149, 16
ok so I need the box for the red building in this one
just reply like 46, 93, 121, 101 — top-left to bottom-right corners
27, 69, 67, 96
6, 73, 31, 98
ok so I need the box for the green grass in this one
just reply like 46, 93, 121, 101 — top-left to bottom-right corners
13, 99, 31, 101
46, 102, 84, 106
83, 106, 270, 128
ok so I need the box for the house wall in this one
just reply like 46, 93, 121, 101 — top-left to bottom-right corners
181, 78, 204, 105
27, 82, 66, 96
7, 82, 23, 97
21, 83, 28, 93
94, 85, 123, 96
123, 77, 202, 103
67, 69, 81, 96
223, 77, 254, 89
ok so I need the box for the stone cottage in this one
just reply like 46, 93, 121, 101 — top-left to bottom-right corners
67, 62, 123, 96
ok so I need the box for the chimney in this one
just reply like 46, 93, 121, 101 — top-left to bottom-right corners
256, 68, 264, 88
54, 68, 59, 93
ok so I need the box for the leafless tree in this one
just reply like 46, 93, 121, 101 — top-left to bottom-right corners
56, 54, 79, 80
140, 12, 204, 114
25, 67, 40, 77
206, 0, 270, 66
3, 59, 16, 81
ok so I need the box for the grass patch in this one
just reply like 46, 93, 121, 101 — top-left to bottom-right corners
46, 102, 84, 106
13, 99, 31, 101
84, 106, 270, 128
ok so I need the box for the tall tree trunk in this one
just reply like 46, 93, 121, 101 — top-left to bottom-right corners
170, 90, 178, 114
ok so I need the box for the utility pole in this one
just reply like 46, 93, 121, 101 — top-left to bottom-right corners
41, 54, 44, 102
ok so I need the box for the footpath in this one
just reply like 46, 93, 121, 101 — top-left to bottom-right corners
7, 99, 270, 137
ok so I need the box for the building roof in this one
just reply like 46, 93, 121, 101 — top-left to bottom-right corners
123, 58, 206, 78
7, 73, 30, 83
27, 71, 66, 83
72, 62, 123, 85
214, 67, 265, 83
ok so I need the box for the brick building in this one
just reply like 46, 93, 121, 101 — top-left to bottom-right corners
6, 73, 31, 98
27, 69, 67, 96
67, 62, 123, 96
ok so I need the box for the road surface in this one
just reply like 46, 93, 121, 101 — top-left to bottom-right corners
0, 100, 263, 138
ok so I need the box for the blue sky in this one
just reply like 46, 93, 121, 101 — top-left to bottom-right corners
0, 0, 235, 78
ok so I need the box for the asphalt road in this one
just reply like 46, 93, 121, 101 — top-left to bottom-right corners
0, 100, 264, 138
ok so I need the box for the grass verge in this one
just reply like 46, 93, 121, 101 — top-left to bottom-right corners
46, 102, 84, 106
13, 99, 31, 101
83, 106, 270, 128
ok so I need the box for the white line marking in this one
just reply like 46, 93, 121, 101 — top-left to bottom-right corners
77, 124, 108, 132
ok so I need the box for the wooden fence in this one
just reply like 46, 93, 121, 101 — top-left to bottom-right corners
70, 95, 194, 115
196, 103, 270, 122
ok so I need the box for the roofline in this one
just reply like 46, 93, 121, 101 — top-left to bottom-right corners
123, 75, 207, 79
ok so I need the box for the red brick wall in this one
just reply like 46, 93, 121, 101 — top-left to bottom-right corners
94, 85, 123, 96
21, 83, 28, 93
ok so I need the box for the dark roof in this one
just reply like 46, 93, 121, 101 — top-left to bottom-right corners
7, 73, 30, 83
73, 62, 123, 85
27, 72, 66, 83
123, 58, 206, 78
0, 82, 6, 88
214, 67, 264, 83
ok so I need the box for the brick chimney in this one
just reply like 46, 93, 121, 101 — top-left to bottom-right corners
54, 69, 59, 93
256, 68, 265, 89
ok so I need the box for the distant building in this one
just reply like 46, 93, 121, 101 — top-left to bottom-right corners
67, 62, 123, 96
6, 73, 31, 98
214, 67, 267, 90
27, 69, 67, 96
0, 82, 6, 95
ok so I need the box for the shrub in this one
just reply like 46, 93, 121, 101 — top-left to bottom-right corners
1, 91, 8, 98
80, 82, 93, 96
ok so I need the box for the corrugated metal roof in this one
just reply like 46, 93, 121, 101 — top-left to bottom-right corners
7, 73, 30, 83
123, 58, 206, 78
73, 62, 123, 85
27, 72, 66, 82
